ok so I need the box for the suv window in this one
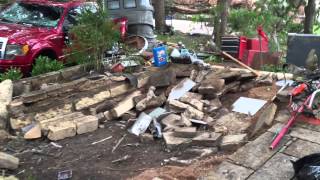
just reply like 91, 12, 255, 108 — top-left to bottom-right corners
107, 0, 120, 10
63, 4, 97, 30
0, 2, 63, 27
124, 0, 136, 8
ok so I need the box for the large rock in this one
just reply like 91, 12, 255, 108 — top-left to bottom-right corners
0, 80, 13, 129
0, 152, 19, 170
192, 132, 222, 147
110, 90, 142, 118
198, 78, 225, 95
220, 134, 248, 151
251, 103, 277, 136
163, 132, 191, 150
47, 121, 76, 141
75, 116, 98, 134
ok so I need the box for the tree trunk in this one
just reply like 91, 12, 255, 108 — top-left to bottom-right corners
154, 0, 166, 33
304, 0, 316, 34
214, 0, 231, 49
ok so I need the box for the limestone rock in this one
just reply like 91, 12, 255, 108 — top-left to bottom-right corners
48, 121, 76, 141
0, 152, 19, 170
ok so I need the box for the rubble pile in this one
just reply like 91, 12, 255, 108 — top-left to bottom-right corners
3, 63, 271, 155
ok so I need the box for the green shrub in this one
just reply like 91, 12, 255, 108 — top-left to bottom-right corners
0, 67, 23, 81
31, 56, 64, 76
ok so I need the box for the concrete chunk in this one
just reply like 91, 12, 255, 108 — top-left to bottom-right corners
24, 124, 41, 140
75, 90, 111, 110
192, 132, 222, 147
168, 100, 189, 113
198, 78, 225, 95
163, 132, 191, 150
0, 152, 19, 170
173, 127, 197, 138
161, 114, 184, 131
39, 112, 84, 131
111, 91, 141, 118
48, 121, 76, 141
0, 80, 13, 129
220, 134, 248, 151
75, 116, 98, 134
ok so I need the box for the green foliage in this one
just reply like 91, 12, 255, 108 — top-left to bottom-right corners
31, 56, 64, 76
0, 67, 23, 81
261, 64, 287, 73
69, 0, 119, 72
204, 55, 223, 63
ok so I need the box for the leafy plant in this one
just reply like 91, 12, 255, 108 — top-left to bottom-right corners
0, 67, 23, 81
261, 64, 287, 73
204, 55, 223, 63
69, 0, 119, 72
31, 56, 64, 76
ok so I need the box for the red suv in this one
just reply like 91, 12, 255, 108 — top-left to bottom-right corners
0, 0, 127, 74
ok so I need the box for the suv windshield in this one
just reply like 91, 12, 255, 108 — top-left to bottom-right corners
0, 2, 63, 27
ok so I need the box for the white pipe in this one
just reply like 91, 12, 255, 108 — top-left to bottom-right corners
308, 89, 320, 109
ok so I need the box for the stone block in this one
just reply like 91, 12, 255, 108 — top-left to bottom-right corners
110, 91, 141, 118
110, 83, 132, 97
173, 127, 197, 138
0, 152, 19, 170
168, 100, 189, 113
161, 114, 184, 131
183, 106, 204, 120
22, 90, 47, 104
192, 132, 222, 147
247, 153, 296, 180
198, 78, 225, 95
48, 121, 76, 141
220, 134, 248, 151
76, 90, 111, 111
39, 112, 84, 131
75, 116, 98, 134
214, 113, 251, 134
251, 103, 277, 136
204, 161, 253, 180
163, 132, 191, 150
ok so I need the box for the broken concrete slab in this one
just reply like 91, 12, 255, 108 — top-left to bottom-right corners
75, 116, 98, 135
247, 153, 296, 180
183, 106, 204, 120
47, 121, 76, 141
251, 103, 277, 136
284, 139, 320, 158
203, 98, 222, 113
0, 152, 19, 170
22, 89, 47, 104
173, 127, 197, 138
214, 113, 251, 134
220, 134, 248, 151
179, 96, 204, 111
167, 100, 189, 113
161, 114, 184, 131
195, 70, 209, 83
163, 132, 191, 150
136, 91, 166, 111
110, 91, 142, 118
109, 83, 133, 97
192, 132, 222, 147
180, 92, 203, 101
229, 132, 290, 170
290, 127, 320, 144
198, 78, 225, 95
204, 161, 254, 180
149, 70, 177, 88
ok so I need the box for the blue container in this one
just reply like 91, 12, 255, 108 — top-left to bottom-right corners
153, 46, 167, 67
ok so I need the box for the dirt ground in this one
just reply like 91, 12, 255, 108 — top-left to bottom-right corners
2, 119, 226, 180
0, 84, 279, 180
